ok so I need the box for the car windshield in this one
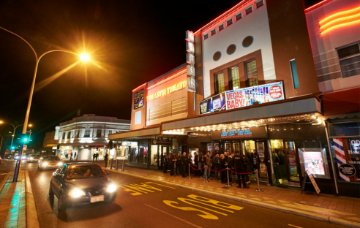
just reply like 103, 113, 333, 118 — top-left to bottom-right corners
66, 165, 106, 179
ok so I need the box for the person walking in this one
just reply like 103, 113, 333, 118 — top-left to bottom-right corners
233, 152, 242, 188
104, 153, 109, 168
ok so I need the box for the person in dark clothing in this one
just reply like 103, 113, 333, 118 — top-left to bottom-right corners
233, 152, 243, 188
180, 152, 189, 177
220, 154, 227, 183
163, 153, 170, 173
104, 153, 109, 168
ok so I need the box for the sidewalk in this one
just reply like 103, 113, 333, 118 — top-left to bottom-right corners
107, 165, 360, 227
1, 162, 359, 227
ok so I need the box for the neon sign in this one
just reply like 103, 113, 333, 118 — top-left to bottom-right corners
319, 6, 360, 35
147, 80, 187, 101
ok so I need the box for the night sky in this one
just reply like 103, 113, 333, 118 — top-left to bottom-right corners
0, 0, 319, 148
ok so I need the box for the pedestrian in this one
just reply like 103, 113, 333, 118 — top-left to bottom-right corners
93, 153, 96, 162
233, 152, 242, 188
104, 153, 109, 168
203, 151, 212, 181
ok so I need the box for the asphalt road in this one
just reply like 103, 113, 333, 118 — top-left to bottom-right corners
26, 162, 342, 228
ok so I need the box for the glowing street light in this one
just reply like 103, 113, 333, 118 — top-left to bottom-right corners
0, 26, 92, 182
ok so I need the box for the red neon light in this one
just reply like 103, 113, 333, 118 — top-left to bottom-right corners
304, 0, 330, 13
319, 6, 360, 35
132, 83, 147, 92
194, 0, 254, 35
147, 68, 187, 90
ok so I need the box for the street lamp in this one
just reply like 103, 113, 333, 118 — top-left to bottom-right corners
0, 26, 91, 182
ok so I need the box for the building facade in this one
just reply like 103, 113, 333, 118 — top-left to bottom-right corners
110, 0, 359, 196
55, 114, 130, 160
305, 0, 360, 196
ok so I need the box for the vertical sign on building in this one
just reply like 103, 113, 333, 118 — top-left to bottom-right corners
186, 30, 195, 92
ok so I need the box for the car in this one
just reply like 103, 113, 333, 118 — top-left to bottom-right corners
38, 155, 63, 170
49, 162, 117, 215
27, 154, 40, 163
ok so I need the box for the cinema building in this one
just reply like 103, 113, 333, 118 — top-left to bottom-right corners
110, 0, 359, 196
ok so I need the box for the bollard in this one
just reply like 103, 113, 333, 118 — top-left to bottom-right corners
188, 163, 191, 179
110, 159, 113, 169
255, 169, 263, 192
225, 168, 230, 187
116, 159, 119, 170
122, 160, 125, 171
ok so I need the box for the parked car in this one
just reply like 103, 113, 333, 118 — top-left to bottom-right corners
38, 155, 63, 170
49, 162, 117, 215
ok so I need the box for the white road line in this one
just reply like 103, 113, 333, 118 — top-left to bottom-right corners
288, 224, 302, 228
144, 203, 202, 228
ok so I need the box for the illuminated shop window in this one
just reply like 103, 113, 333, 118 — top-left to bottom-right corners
214, 72, 225, 94
211, 29, 216, 36
337, 42, 360, 78
227, 19, 233, 26
219, 24, 224, 31
245, 59, 258, 86
228, 66, 240, 90
256, 0, 264, 8
290, 59, 300, 89
236, 13, 242, 21
245, 6, 253, 15
204, 34, 209, 40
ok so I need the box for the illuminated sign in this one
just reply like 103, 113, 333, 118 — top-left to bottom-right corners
319, 6, 360, 35
200, 81, 285, 114
147, 80, 187, 101
186, 30, 196, 92
221, 129, 252, 138
303, 151, 325, 175
133, 90, 144, 109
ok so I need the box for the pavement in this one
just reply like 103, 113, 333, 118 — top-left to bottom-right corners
0, 160, 359, 228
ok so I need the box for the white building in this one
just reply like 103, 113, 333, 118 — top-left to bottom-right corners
55, 114, 130, 160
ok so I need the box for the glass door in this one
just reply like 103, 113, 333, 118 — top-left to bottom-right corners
284, 141, 300, 184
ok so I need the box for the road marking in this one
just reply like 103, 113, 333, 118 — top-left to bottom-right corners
122, 181, 175, 196
163, 194, 243, 220
144, 203, 202, 228
288, 224, 302, 228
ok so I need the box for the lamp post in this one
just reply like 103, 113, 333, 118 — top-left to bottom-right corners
0, 26, 91, 182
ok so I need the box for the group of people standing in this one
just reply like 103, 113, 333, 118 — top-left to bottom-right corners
162, 150, 260, 188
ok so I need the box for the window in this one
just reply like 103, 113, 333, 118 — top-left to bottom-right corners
214, 72, 225, 94
228, 66, 240, 90
290, 59, 300, 89
66, 132, 70, 139
236, 13, 242, 21
204, 34, 209, 40
245, 6, 253, 15
96, 129, 102, 138
219, 24, 224, 31
227, 19, 233, 26
211, 29, 216, 36
337, 42, 360, 77
256, 0, 264, 8
84, 129, 90, 138
245, 60, 258, 86
62, 132, 66, 140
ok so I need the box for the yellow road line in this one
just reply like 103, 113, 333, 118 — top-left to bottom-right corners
288, 224, 302, 228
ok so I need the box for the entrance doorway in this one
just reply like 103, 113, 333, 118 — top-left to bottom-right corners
269, 139, 300, 187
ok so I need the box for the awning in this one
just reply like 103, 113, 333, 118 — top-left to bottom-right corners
322, 87, 360, 117
162, 97, 321, 131
109, 126, 161, 140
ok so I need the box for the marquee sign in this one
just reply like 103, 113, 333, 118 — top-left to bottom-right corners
200, 81, 285, 114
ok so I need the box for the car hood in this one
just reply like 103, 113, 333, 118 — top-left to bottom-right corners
65, 176, 111, 189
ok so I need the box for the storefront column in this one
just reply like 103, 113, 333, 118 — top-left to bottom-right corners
325, 121, 339, 195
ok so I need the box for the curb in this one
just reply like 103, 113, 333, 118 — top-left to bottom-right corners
109, 168, 360, 228
25, 170, 40, 228
0, 172, 10, 192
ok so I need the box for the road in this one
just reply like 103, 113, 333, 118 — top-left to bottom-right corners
26, 162, 341, 228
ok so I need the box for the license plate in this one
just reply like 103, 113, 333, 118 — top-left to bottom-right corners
90, 195, 104, 203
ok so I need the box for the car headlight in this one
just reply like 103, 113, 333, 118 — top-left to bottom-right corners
42, 161, 49, 167
57, 161, 63, 166
106, 182, 117, 193
68, 188, 86, 198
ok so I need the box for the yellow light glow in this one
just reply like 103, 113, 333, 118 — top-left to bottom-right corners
79, 52, 91, 63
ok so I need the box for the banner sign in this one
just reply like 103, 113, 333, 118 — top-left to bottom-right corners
200, 81, 285, 114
